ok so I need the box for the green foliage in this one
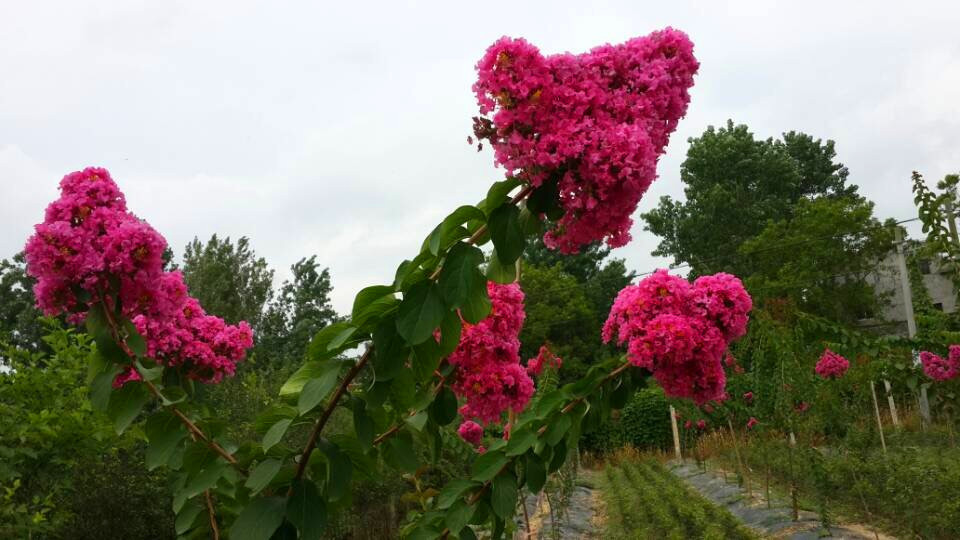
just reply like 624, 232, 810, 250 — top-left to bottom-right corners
740, 196, 892, 324
181, 234, 274, 330
257, 256, 338, 369
581, 388, 671, 454
642, 120, 856, 276
599, 458, 756, 540
0, 253, 45, 359
0, 320, 171, 538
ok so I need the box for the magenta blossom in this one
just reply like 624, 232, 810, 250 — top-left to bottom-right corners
815, 349, 849, 379
24, 168, 253, 385
743, 391, 754, 403
746, 417, 758, 430
526, 344, 562, 376
603, 270, 752, 404
473, 29, 698, 253
449, 282, 534, 426
457, 421, 484, 446
696, 419, 707, 430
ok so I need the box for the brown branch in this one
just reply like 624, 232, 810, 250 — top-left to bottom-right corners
291, 348, 372, 486
204, 490, 220, 540
373, 374, 448, 447
96, 292, 243, 470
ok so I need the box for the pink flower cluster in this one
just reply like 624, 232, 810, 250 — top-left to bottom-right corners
472, 29, 698, 253
449, 282, 534, 427
814, 349, 849, 379
919, 346, 960, 381
742, 391, 754, 403
526, 344, 562, 376
602, 270, 752, 404
457, 420, 484, 447
24, 168, 253, 384
746, 417, 759, 430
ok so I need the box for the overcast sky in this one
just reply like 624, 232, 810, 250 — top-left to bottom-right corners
2, 1, 959, 314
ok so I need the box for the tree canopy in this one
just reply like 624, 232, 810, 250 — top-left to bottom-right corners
642, 120, 857, 277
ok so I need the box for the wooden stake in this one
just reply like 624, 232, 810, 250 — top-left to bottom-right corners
883, 379, 900, 428
669, 406, 682, 462
870, 381, 887, 454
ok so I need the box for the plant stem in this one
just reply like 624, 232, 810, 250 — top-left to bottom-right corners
204, 490, 220, 540
97, 292, 242, 470
291, 348, 372, 486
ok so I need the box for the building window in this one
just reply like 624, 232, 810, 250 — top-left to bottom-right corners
934, 302, 944, 312
919, 259, 932, 274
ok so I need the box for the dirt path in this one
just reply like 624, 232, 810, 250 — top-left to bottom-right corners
516, 477, 601, 539
670, 462, 895, 539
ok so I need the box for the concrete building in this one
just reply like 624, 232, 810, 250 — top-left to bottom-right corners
866, 246, 957, 336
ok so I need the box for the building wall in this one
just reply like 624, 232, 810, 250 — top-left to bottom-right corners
867, 250, 957, 336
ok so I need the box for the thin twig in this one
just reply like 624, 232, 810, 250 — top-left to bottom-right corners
291, 348, 372, 486
204, 490, 220, 540
97, 292, 242, 470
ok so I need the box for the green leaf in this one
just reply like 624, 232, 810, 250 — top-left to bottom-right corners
372, 318, 408, 381
123, 320, 147, 357
405, 411, 429, 432
412, 338, 443, 383
428, 206, 487, 255
505, 426, 536, 457
245, 459, 283, 495
548, 440, 567, 473
319, 440, 352, 501
526, 174, 560, 216
485, 177, 521, 215
298, 370, 340, 415
428, 386, 458, 426
383, 432, 418, 472
438, 310, 463, 356
471, 450, 508, 482
439, 243, 486, 309
262, 419, 292, 453
230, 496, 287, 540
459, 527, 479, 540
306, 322, 359, 362
352, 285, 396, 320
175, 501, 203, 535
89, 364, 122, 412
488, 204, 525, 264
544, 415, 571, 446
145, 411, 188, 470
525, 453, 546, 493
183, 461, 227, 498
459, 275, 492, 324
280, 359, 338, 397
436, 479, 477, 510
353, 401, 375, 449
327, 326, 357, 351
84, 303, 127, 362
396, 280, 447, 345
134, 359, 163, 382
287, 479, 327, 540
107, 381, 150, 434
491, 473, 518, 519
445, 500, 476, 534
486, 250, 517, 284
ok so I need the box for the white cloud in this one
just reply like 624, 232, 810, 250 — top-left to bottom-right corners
2, 0, 959, 314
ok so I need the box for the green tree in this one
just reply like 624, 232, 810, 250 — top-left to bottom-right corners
180, 235, 273, 330
519, 263, 596, 382
0, 253, 44, 358
642, 121, 856, 276
0, 320, 172, 538
738, 196, 892, 324
258, 256, 338, 368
